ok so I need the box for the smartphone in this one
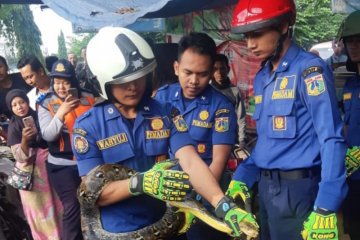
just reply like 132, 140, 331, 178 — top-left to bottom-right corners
22, 116, 38, 134
68, 88, 79, 98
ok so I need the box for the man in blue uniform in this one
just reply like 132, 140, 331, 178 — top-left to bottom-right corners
155, 33, 237, 240
227, 0, 348, 239
71, 27, 258, 239
338, 10, 360, 240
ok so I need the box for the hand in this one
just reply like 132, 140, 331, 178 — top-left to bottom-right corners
129, 160, 190, 201
56, 96, 80, 121
345, 146, 360, 177
22, 127, 36, 142
301, 210, 338, 240
226, 180, 252, 212
215, 196, 259, 238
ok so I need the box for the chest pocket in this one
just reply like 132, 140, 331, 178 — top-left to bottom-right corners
266, 99, 296, 139
144, 117, 170, 156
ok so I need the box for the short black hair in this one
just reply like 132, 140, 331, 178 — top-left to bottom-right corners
177, 32, 217, 64
45, 55, 59, 72
215, 53, 229, 68
17, 55, 45, 73
0, 56, 9, 71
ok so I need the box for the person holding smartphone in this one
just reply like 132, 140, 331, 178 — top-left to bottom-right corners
6, 89, 63, 240
37, 59, 95, 240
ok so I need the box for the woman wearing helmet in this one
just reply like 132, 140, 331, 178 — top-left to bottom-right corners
226, 0, 348, 239
338, 10, 360, 240
72, 27, 258, 239
38, 59, 95, 240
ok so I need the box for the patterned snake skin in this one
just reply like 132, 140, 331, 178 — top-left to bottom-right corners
78, 164, 259, 240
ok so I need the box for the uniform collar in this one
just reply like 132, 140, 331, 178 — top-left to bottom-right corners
171, 84, 211, 105
274, 42, 300, 73
104, 99, 154, 121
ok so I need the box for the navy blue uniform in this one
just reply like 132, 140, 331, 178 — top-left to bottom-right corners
72, 98, 192, 233
155, 83, 236, 165
155, 83, 236, 240
233, 42, 348, 239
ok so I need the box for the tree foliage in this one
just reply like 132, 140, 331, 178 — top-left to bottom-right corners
0, 5, 43, 62
68, 33, 96, 59
294, 0, 346, 49
57, 30, 67, 59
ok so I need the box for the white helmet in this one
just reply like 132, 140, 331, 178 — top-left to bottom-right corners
86, 27, 157, 99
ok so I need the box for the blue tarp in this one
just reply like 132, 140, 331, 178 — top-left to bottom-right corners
332, 0, 360, 13
39, 0, 237, 29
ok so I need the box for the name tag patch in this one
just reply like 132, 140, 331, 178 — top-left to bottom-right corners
192, 120, 213, 128
305, 74, 326, 96
272, 75, 296, 100
96, 133, 128, 150
273, 116, 286, 131
146, 130, 170, 139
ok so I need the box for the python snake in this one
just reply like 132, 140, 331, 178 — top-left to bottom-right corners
78, 164, 259, 240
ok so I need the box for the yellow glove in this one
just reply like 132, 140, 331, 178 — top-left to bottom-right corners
345, 146, 360, 177
226, 180, 252, 212
301, 209, 338, 240
129, 160, 190, 201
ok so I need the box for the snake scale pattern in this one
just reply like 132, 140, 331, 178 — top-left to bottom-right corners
77, 164, 259, 240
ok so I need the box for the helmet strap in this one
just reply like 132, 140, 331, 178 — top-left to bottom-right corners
267, 25, 290, 68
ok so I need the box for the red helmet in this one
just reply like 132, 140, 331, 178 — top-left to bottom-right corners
231, 0, 296, 34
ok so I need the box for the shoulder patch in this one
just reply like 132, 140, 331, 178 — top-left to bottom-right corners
74, 135, 89, 154
216, 109, 230, 116
73, 128, 87, 136
302, 66, 323, 78
305, 74, 326, 96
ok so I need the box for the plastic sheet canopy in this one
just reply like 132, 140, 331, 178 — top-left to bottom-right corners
41, 0, 172, 29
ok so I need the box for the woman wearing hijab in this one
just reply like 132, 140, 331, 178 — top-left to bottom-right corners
6, 89, 62, 240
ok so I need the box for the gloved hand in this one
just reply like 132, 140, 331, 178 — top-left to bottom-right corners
226, 180, 252, 212
129, 160, 190, 201
345, 146, 360, 177
301, 209, 338, 240
215, 196, 259, 238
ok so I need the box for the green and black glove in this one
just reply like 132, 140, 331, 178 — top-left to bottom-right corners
301, 209, 338, 240
129, 160, 190, 201
215, 196, 259, 238
226, 180, 252, 212
345, 146, 360, 177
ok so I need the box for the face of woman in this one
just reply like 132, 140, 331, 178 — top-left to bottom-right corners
53, 78, 71, 99
11, 97, 29, 117
111, 77, 147, 108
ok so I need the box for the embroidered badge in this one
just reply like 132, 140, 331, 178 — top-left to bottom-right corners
255, 95, 262, 104
173, 115, 188, 132
215, 117, 229, 132
302, 66, 323, 78
74, 136, 89, 154
73, 128, 87, 136
343, 93, 352, 101
199, 110, 209, 120
55, 63, 65, 72
305, 74, 326, 96
273, 116, 286, 131
272, 75, 296, 100
197, 144, 206, 154
192, 120, 212, 128
96, 133, 128, 150
151, 118, 164, 130
146, 130, 170, 139
108, 107, 114, 114
216, 109, 230, 116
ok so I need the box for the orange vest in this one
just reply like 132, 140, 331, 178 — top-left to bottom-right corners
42, 93, 95, 159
